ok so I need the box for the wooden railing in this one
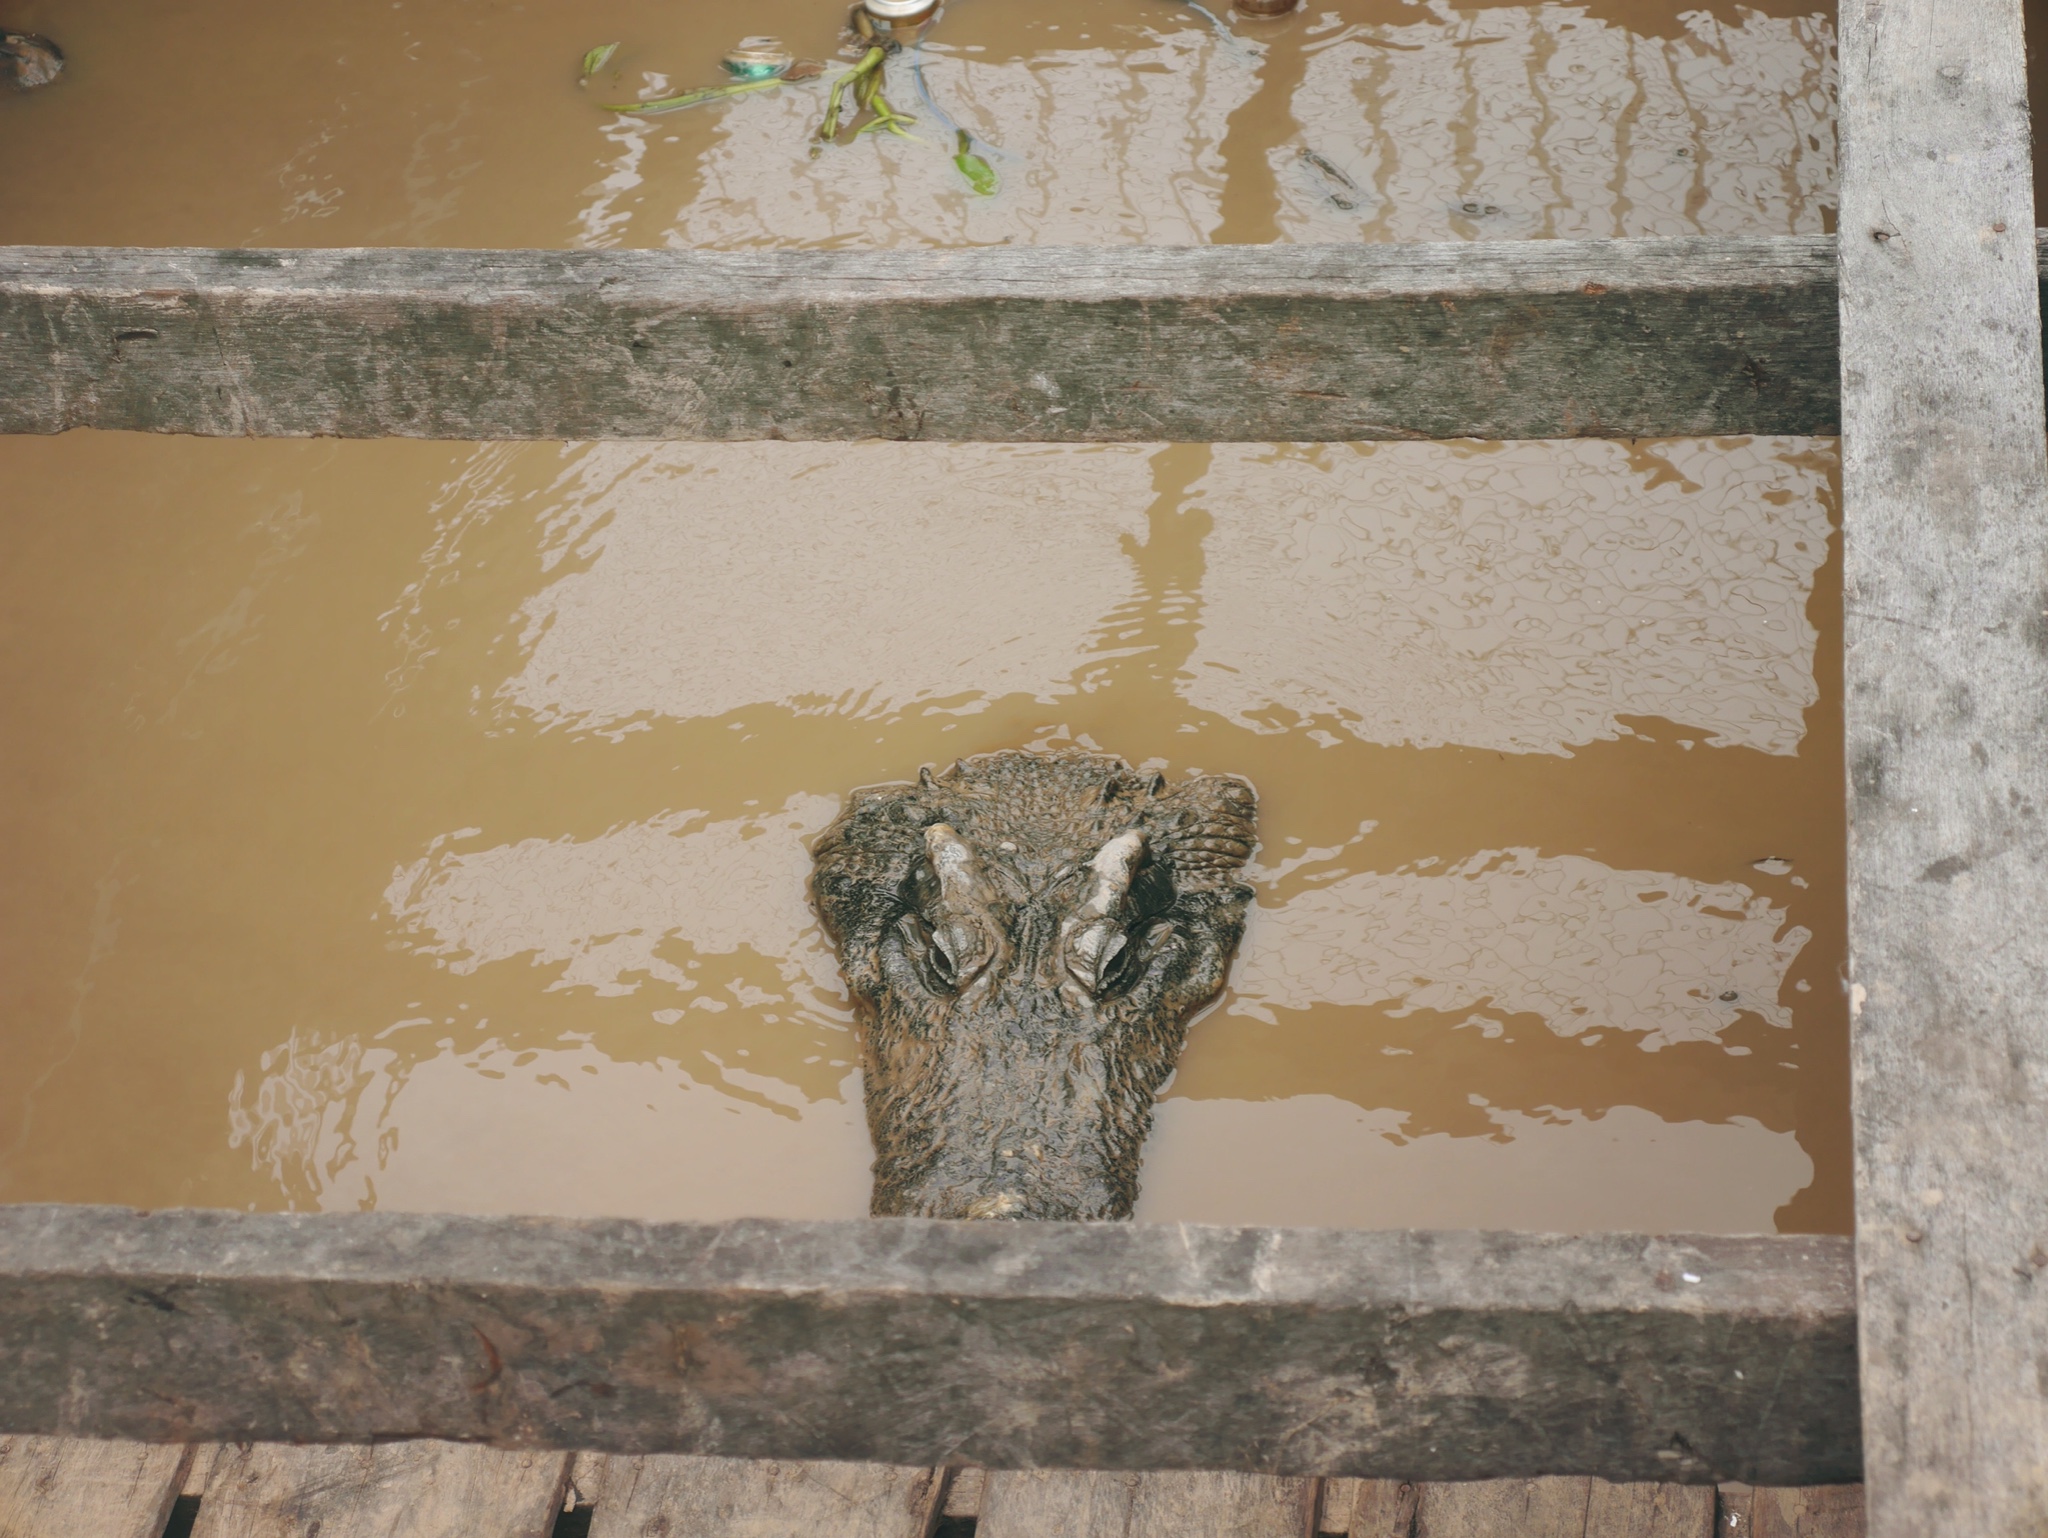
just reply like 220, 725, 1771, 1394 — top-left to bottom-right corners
0, 1206, 1856, 1484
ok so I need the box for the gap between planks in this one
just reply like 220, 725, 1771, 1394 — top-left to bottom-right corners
0, 1437, 1864, 1538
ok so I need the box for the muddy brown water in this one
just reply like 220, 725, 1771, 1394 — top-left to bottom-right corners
0, 0, 1846, 1232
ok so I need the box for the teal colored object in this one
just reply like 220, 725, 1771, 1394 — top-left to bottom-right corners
723, 37, 792, 79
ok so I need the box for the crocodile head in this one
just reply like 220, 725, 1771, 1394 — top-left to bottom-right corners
811, 750, 1256, 1220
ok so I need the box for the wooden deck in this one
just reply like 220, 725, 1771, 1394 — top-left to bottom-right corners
0, 1435, 1861, 1538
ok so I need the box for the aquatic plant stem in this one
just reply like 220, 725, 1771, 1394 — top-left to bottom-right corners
602, 77, 780, 114
819, 45, 916, 142
819, 46, 886, 142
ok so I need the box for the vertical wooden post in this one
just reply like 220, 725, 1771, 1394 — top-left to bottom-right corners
1837, 0, 2048, 1531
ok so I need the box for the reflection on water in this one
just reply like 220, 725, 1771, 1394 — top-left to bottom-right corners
1187, 441, 1830, 754
0, 0, 1843, 1232
1140, 1099, 1811, 1231
1271, 5, 1833, 244
228, 1037, 872, 1219
0, 0, 1832, 249
1237, 848, 1806, 1047
497, 445, 1157, 729
0, 432, 1844, 1232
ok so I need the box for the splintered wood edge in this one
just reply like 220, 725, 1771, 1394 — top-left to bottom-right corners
0, 1206, 1856, 1484
0, 235, 1856, 441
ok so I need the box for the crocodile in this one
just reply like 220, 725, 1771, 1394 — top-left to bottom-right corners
811, 750, 1256, 1220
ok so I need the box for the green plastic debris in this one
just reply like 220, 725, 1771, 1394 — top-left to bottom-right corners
580, 42, 618, 77
953, 130, 996, 195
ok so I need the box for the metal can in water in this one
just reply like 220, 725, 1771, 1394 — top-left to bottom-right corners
861, 0, 938, 30
722, 37, 793, 79
1, 31, 64, 89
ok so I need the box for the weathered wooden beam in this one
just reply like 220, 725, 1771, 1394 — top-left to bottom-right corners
0, 1206, 1855, 1485
1837, 2, 2048, 1535
0, 239, 1838, 442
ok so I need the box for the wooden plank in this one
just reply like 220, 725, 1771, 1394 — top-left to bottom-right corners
1342, 1480, 1711, 1538
1753, 1487, 1864, 1538
979, 1469, 1315, 1538
1717, 1486, 1864, 1538
566, 1452, 604, 1513
0, 238, 1837, 442
1583, 1481, 1716, 1538
1415, 1478, 1593, 1538
584, 1455, 943, 1538
1834, 0, 2048, 1533
190, 1441, 568, 1538
0, 1435, 188, 1538
181, 1447, 220, 1497
0, 1206, 1858, 1484
1320, 1478, 1364, 1534
941, 1468, 984, 1519
1338, 1479, 1419, 1537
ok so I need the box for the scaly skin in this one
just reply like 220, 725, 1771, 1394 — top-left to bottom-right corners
811, 750, 1257, 1219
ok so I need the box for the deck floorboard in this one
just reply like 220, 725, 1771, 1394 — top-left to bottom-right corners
0, 1434, 188, 1538
979, 1468, 1318, 1538
582, 1454, 944, 1538
0, 1436, 1864, 1538
187, 1441, 567, 1538
1717, 1484, 1865, 1538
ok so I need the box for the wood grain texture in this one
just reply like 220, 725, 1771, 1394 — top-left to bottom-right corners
190, 1441, 568, 1538
0, 239, 1836, 442
0, 1435, 188, 1538
1835, 0, 2048, 1534
979, 1469, 1316, 1538
1415, 1478, 1593, 1538
1320, 1477, 1363, 1532
181, 1446, 220, 1497
585, 1454, 943, 1538
1718, 1485, 1864, 1538
942, 1467, 984, 1518
565, 1451, 604, 1511
1341, 1479, 1420, 1536
1584, 1482, 1716, 1538
0, 1206, 1858, 1483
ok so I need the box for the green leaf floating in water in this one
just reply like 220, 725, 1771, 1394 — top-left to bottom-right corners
954, 131, 997, 196
602, 77, 781, 114
581, 42, 618, 76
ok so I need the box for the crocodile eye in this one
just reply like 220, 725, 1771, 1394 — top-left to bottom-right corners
1066, 918, 1170, 997
896, 912, 991, 996
928, 925, 962, 988
894, 913, 950, 995
1064, 919, 1124, 995
1095, 927, 1142, 993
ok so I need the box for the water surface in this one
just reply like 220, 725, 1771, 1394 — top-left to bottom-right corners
0, 0, 1846, 1233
